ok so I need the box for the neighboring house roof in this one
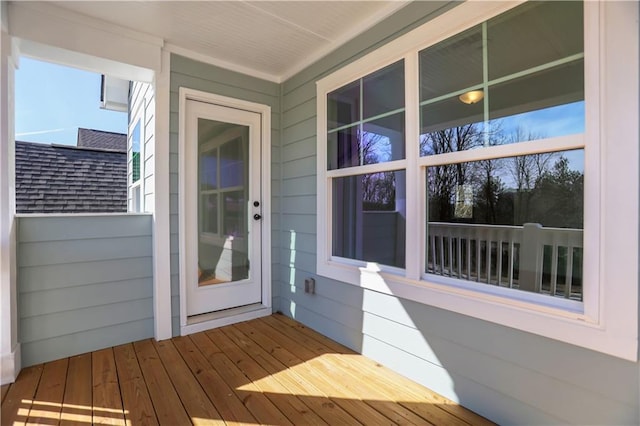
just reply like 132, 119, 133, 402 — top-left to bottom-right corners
77, 127, 127, 152
15, 140, 127, 213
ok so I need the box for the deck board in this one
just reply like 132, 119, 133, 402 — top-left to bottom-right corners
1, 314, 492, 425
113, 343, 159, 426
133, 339, 192, 425
1, 365, 43, 426
60, 353, 92, 426
27, 357, 68, 425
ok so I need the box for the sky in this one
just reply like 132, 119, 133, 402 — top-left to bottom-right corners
15, 57, 128, 146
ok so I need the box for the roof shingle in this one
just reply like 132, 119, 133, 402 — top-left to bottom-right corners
15, 140, 127, 213
77, 128, 127, 152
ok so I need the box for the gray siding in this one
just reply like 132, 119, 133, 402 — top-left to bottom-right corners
169, 54, 281, 335
278, 2, 640, 425
17, 214, 154, 367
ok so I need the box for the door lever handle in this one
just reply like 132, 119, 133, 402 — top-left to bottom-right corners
253, 214, 262, 220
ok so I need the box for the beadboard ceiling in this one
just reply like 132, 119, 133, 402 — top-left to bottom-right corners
47, 1, 411, 82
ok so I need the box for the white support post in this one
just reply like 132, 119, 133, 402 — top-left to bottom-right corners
519, 223, 543, 293
152, 49, 172, 340
0, 2, 20, 384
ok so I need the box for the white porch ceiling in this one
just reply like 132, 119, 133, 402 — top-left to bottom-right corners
45, 1, 411, 82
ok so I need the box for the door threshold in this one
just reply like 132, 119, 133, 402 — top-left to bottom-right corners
181, 303, 271, 336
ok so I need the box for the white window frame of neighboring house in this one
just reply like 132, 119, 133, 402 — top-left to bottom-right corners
129, 102, 144, 212
316, 1, 639, 360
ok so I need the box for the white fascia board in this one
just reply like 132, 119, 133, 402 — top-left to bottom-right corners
8, 2, 162, 77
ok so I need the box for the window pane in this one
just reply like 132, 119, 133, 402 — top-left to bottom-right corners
487, 1, 583, 81
425, 149, 583, 300
328, 80, 359, 130
420, 25, 483, 101
333, 170, 406, 268
131, 122, 141, 183
220, 137, 246, 188
489, 60, 584, 140
200, 193, 218, 234
200, 149, 218, 190
363, 61, 404, 119
328, 112, 405, 169
223, 190, 245, 238
419, 1, 584, 154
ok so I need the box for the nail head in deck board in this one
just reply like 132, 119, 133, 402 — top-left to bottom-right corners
171, 335, 258, 425
188, 332, 294, 426
113, 344, 159, 426
270, 313, 494, 426
60, 353, 92, 426
132, 339, 192, 425
1, 365, 44, 425
27, 357, 69, 424
92, 348, 126, 426
151, 338, 222, 423
203, 328, 328, 426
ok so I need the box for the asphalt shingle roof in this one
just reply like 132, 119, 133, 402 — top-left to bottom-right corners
77, 128, 127, 152
15, 140, 127, 213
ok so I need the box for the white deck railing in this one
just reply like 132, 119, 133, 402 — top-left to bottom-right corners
426, 222, 583, 300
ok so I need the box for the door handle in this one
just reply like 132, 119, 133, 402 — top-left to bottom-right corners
253, 214, 262, 220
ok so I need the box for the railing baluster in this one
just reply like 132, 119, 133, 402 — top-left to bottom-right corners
550, 244, 558, 296
430, 232, 436, 274
456, 235, 462, 278
439, 235, 445, 276
508, 241, 515, 288
497, 239, 503, 287
486, 238, 492, 284
565, 246, 574, 299
467, 237, 471, 281
448, 230, 454, 277
475, 233, 481, 282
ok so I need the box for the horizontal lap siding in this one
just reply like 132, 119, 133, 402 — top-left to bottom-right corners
17, 214, 154, 367
169, 55, 281, 335
278, 1, 639, 425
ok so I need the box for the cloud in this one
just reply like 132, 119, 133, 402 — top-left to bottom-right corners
15, 128, 65, 137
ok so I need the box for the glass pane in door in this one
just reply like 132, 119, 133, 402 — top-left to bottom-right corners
197, 118, 250, 286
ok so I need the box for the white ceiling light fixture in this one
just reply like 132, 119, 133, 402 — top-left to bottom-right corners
459, 89, 484, 104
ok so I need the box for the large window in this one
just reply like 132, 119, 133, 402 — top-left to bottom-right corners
316, 0, 639, 360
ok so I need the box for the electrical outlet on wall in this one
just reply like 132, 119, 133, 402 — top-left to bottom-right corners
304, 278, 315, 294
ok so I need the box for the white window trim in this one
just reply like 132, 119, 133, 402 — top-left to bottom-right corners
316, 1, 638, 360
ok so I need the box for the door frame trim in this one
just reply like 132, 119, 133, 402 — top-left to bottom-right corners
178, 88, 272, 336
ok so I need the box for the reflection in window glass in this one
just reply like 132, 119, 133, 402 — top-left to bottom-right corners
425, 149, 584, 300
362, 61, 405, 119
328, 112, 405, 169
419, 1, 584, 154
420, 25, 483, 101
328, 81, 359, 130
131, 122, 141, 183
200, 149, 218, 191
200, 193, 218, 234
487, 1, 583, 80
220, 137, 246, 188
333, 171, 406, 268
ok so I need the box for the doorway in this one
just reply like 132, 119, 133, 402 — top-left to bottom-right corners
180, 90, 272, 334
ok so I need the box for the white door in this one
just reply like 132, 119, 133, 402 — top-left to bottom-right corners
185, 99, 262, 316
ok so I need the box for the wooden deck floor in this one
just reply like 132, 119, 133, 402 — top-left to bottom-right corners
1, 314, 492, 425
